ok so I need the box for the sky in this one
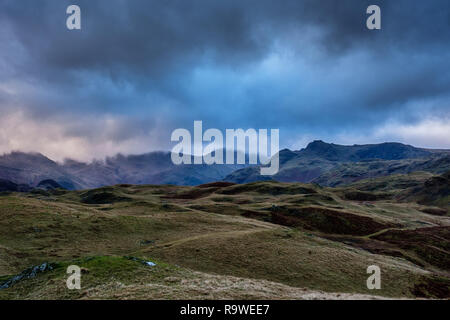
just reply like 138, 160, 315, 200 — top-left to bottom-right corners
0, 0, 449, 161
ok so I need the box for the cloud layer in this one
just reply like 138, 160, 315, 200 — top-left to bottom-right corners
0, 0, 449, 160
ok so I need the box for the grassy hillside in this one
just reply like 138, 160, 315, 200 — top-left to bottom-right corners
0, 174, 449, 300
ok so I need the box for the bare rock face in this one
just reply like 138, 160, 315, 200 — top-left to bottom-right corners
0, 263, 54, 290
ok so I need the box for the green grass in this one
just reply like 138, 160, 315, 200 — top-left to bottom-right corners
0, 255, 184, 300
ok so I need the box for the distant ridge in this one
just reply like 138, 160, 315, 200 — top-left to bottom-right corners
224, 141, 450, 186
300, 140, 432, 161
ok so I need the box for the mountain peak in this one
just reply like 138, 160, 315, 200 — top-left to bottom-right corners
305, 140, 332, 151
0, 151, 56, 166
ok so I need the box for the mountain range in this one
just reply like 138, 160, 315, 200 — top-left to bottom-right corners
226, 141, 450, 186
0, 140, 449, 190
0, 141, 449, 300
0, 151, 245, 190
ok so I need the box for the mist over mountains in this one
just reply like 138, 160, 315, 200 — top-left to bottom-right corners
0, 151, 244, 190
0, 141, 449, 190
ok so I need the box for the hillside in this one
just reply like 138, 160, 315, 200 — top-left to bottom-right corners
312, 156, 450, 187
0, 173, 449, 299
398, 171, 450, 208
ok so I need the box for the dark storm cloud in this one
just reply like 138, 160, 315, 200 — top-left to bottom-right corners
1, 0, 266, 81
2, 0, 449, 79
0, 0, 449, 157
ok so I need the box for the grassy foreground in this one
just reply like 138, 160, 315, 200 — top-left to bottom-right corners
0, 175, 449, 299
